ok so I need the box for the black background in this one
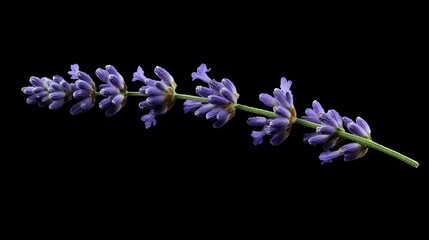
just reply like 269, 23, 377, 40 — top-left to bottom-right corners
6, 2, 428, 235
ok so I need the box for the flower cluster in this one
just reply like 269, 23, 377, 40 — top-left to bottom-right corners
303, 101, 371, 164
68, 64, 97, 115
96, 65, 127, 117
22, 75, 75, 110
247, 77, 296, 146
132, 66, 177, 128
184, 64, 239, 128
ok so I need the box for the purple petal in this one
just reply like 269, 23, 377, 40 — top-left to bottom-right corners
274, 106, 291, 119
340, 143, 363, 154
316, 125, 336, 134
52, 75, 64, 84
40, 95, 50, 103
155, 81, 169, 91
320, 112, 340, 129
108, 74, 125, 89
141, 112, 157, 129
32, 87, 45, 94
77, 71, 93, 83
356, 117, 371, 135
49, 82, 63, 92
328, 110, 343, 128
26, 95, 37, 105
220, 87, 237, 103
213, 110, 229, 128
247, 117, 268, 127
22, 86, 34, 95
105, 65, 121, 77
112, 94, 125, 105
342, 116, 353, 127
208, 95, 228, 106
191, 63, 212, 83
76, 80, 93, 91
147, 95, 165, 105
221, 78, 237, 95
138, 101, 150, 110
99, 97, 113, 110
348, 123, 368, 137
100, 87, 120, 97
30, 77, 44, 87
68, 64, 79, 79
319, 151, 343, 164
69, 98, 93, 115
344, 148, 368, 161
270, 130, 290, 146
196, 86, 215, 98
312, 100, 324, 115
308, 134, 331, 146
73, 89, 91, 99
49, 100, 64, 110
49, 92, 65, 100
96, 68, 110, 83
270, 117, 289, 127
195, 104, 216, 117
183, 100, 203, 113
305, 108, 316, 117
36, 91, 49, 99
79, 97, 94, 110
259, 93, 278, 108
154, 66, 174, 85
273, 88, 289, 108
209, 80, 222, 92
285, 91, 294, 108
251, 130, 266, 145
132, 66, 146, 82
280, 77, 292, 92
206, 108, 223, 120
145, 86, 164, 96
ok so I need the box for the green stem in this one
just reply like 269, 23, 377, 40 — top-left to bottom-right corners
115, 91, 420, 168
126, 91, 145, 97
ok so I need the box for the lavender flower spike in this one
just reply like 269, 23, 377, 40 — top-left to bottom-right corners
96, 65, 127, 117
318, 116, 372, 164
319, 116, 371, 164
303, 109, 344, 150
47, 75, 76, 110
185, 64, 239, 128
68, 64, 96, 115
132, 66, 177, 129
22, 77, 53, 107
248, 77, 296, 146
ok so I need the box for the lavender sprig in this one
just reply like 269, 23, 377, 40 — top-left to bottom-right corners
22, 63, 420, 168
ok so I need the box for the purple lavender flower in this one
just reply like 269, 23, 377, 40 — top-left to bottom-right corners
47, 75, 76, 110
68, 64, 96, 115
184, 64, 239, 128
302, 100, 325, 123
303, 103, 372, 164
96, 65, 127, 117
247, 77, 296, 145
22, 74, 76, 110
132, 66, 177, 128
319, 116, 372, 164
68, 64, 79, 80
22, 76, 53, 107
303, 109, 344, 150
